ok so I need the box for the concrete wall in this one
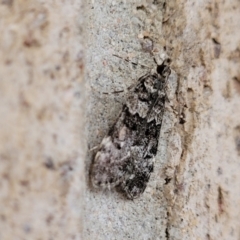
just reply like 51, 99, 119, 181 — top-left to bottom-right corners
0, 0, 240, 239
85, 0, 240, 239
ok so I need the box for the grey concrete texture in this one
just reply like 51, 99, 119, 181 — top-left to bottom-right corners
85, 0, 240, 240
0, 0, 240, 239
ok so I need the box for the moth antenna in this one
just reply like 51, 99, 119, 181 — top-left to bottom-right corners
113, 54, 151, 70
153, 56, 158, 65
91, 85, 124, 95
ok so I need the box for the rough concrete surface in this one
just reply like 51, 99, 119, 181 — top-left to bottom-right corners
0, 0, 240, 240
0, 1, 85, 239
85, 0, 240, 240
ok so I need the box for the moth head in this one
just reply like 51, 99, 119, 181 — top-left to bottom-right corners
156, 58, 171, 78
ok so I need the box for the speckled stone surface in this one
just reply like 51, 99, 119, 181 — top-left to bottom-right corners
1, 0, 240, 239
84, 0, 240, 239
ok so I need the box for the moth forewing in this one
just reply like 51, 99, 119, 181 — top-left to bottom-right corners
90, 59, 171, 199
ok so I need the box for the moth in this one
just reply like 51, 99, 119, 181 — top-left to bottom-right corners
90, 58, 171, 199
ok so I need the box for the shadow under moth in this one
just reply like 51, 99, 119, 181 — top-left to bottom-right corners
90, 58, 171, 199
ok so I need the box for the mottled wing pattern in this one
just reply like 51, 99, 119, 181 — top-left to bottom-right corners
90, 60, 171, 199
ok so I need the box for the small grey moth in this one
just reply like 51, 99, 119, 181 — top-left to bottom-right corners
90, 58, 171, 199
